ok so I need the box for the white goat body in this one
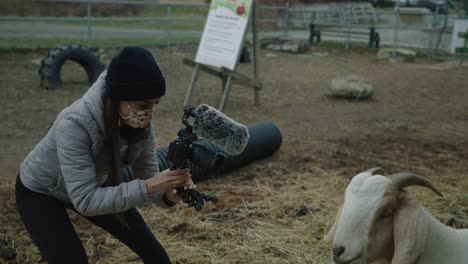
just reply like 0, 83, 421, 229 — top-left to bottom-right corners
325, 169, 468, 264
398, 204, 468, 264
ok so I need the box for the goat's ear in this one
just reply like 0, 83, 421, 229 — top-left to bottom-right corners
392, 202, 428, 263
323, 205, 342, 242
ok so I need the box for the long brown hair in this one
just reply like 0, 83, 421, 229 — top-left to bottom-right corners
104, 96, 129, 226
103, 96, 152, 227
104, 96, 122, 188
104, 96, 151, 186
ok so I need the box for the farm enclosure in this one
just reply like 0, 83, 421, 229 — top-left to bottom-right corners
0, 45, 467, 263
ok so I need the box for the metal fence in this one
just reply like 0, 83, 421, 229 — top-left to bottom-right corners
0, 0, 466, 58
261, 2, 462, 57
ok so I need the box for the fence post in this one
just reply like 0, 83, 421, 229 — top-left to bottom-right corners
430, 6, 439, 57
309, 23, 315, 43
166, 5, 172, 48
283, 2, 289, 37
345, 6, 351, 49
375, 32, 380, 49
392, 2, 400, 60
368, 27, 375, 48
253, 0, 260, 107
87, 0, 92, 49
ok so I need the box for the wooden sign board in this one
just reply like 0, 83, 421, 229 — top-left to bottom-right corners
185, 0, 261, 111
195, 0, 253, 70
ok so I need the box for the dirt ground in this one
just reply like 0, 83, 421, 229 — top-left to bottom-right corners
0, 44, 467, 263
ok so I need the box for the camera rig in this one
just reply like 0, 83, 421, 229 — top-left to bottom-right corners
166, 106, 220, 211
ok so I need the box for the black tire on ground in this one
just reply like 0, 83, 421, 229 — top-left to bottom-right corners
39, 44, 105, 89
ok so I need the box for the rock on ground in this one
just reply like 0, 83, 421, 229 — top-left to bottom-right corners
327, 75, 374, 99
377, 48, 417, 62
260, 38, 310, 54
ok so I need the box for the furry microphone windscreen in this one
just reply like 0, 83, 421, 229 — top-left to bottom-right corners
192, 104, 250, 155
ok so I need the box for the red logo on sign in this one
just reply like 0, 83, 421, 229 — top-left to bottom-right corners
236, 5, 245, 15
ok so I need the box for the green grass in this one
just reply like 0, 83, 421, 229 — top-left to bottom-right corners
41, 19, 207, 31
42, 5, 209, 30
0, 37, 201, 51
39, 5, 208, 30
143, 5, 208, 17
1, 5, 209, 31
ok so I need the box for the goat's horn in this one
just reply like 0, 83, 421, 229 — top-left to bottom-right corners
389, 173, 443, 197
366, 167, 384, 175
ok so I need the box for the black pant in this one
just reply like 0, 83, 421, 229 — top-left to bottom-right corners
15, 175, 171, 264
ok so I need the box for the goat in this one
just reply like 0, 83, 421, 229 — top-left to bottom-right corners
324, 167, 468, 264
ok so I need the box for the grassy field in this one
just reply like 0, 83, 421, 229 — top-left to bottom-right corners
0, 37, 202, 51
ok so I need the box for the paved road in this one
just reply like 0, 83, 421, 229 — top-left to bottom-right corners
0, 20, 455, 51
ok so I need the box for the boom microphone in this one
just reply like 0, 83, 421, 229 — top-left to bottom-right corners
166, 104, 250, 211
190, 104, 250, 155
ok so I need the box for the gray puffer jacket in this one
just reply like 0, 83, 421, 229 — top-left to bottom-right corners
20, 71, 168, 216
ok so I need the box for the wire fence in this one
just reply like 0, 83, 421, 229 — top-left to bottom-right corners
0, 0, 466, 59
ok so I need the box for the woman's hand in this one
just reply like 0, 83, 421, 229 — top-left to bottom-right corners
164, 178, 197, 204
145, 169, 191, 194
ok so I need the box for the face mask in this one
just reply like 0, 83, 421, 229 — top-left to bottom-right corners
119, 103, 154, 128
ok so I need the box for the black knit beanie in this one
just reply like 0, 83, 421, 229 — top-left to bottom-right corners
106, 46, 166, 101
